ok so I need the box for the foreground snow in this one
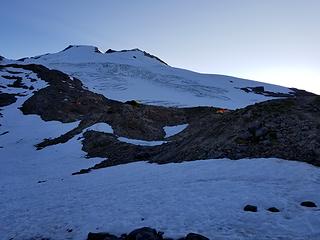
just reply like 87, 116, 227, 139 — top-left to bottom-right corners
1, 153, 320, 240
1, 96, 319, 239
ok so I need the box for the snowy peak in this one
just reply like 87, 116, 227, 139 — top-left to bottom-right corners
24, 45, 103, 64
19, 45, 168, 67
10, 44, 301, 109
6, 45, 315, 110
61, 45, 102, 54
105, 48, 168, 65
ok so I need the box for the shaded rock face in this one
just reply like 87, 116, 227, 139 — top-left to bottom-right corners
1, 63, 319, 173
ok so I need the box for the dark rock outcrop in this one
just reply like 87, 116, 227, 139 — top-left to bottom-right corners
106, 49, 117, 54
240, 86, 316, 98
0, 93, 17, 107
85, 95, 320, 171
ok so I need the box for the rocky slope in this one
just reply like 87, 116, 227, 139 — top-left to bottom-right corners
1, 61, 320, 240
82, 95, 320, 173
1, 63, 318, 175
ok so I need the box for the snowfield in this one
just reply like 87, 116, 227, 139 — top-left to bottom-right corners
1, 51, 319, 240
18, 45, 293, 109
0, 93, 319, 240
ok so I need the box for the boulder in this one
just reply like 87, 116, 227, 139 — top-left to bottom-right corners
185, 233, 209, 240
243, 205, 258, 212
267, 207, 280, 213
87, 232, 119, 240
126, 227, 162, 240
301, 201, 317, 208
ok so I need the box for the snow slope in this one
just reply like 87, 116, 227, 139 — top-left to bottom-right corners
16, 45, 293, 109
1, 134, 320, 240
0, 91, 319, 240
1, 52, 319, 240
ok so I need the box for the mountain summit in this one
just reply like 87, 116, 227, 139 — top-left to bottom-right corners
17, 45, 168, 67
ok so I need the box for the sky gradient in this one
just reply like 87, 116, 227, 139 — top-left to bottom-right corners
1, 0, 319, 93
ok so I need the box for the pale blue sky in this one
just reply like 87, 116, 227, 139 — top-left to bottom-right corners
1, 0, 319, 93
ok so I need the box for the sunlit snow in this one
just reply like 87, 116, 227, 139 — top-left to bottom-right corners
19, 46, 293, 109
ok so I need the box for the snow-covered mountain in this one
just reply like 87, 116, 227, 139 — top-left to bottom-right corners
1, 47, 319, 240
16, 45, 295, 109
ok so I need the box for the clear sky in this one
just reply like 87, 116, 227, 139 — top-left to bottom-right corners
1, 0, 319, 94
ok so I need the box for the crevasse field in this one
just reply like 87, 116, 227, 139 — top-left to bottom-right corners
21, 45, 292, 109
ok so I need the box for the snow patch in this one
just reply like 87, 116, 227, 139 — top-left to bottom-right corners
117, 137, 167, 146
164, 124, 188, 138
84, 122, 114, 134
0, 68, 47, 95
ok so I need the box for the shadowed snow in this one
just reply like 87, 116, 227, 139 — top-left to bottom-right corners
164, 124, 188, 138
